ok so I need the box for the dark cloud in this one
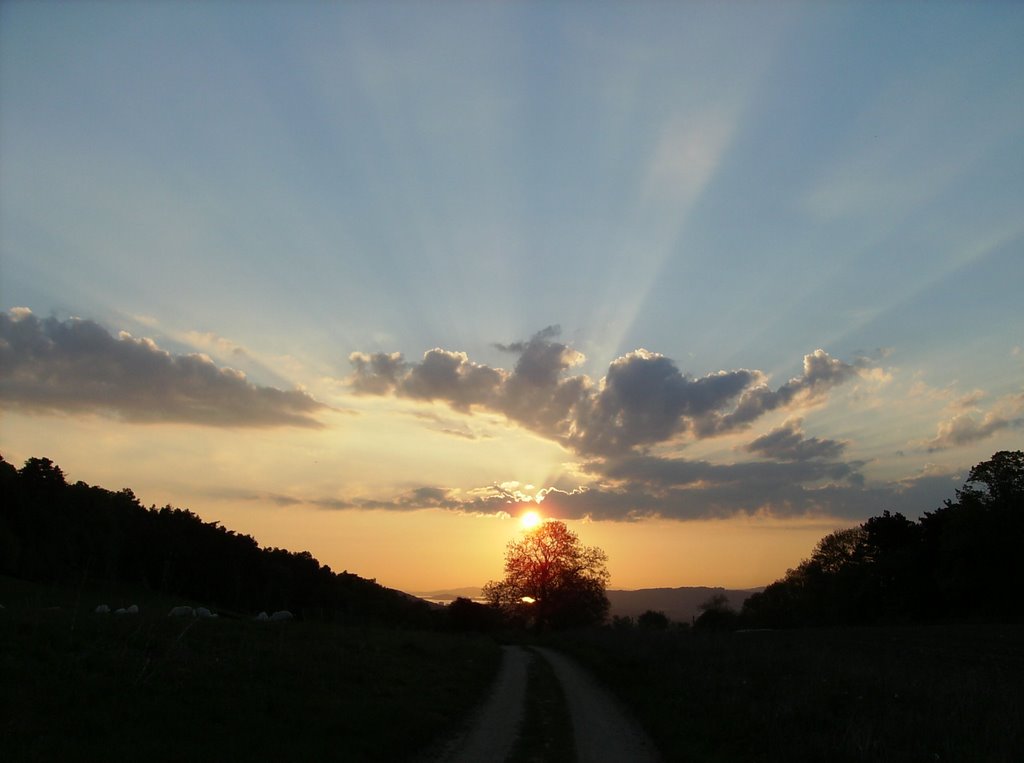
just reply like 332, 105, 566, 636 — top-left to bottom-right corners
0, 309, 327, 428
348, 351, 406, 395
348, 329, 859, 458
697, 349, 859, 436
215, 461, 956, 527
591, 454, 861, 493
534, 456, 947, 523
745, 419, 847, 461
573, 351, 759, 454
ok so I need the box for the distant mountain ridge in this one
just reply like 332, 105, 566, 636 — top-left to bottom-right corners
606, 586, 763, 624
411, 587, 486, 604
410, 585, 763, 624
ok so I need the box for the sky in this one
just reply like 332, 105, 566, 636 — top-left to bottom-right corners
1, 1, 1022, 594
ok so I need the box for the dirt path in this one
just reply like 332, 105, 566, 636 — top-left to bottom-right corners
433, 644, 660, 762
437, 644, 530, 763
535, 647, 661, 763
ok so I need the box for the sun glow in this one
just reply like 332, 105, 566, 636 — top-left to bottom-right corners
520, 510, 542, 529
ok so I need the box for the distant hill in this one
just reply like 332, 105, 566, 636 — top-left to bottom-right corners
606, 586, 763, 624
411, 585, 762, 624
410, 587, 487, 604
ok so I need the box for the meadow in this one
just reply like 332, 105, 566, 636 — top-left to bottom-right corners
6, 571, 1024, 762
552, 624, 1024, 762
0, 575, 500, 761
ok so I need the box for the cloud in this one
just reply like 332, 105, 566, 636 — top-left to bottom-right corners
348, 329, 862, 458
573, 350, 760, 455
348, 350, 407, 395
338, 329, 906, 522
697, 350, 859, 436
213, 453, 958, 527
922, 394, 1024, 452
0, 309, 327, 428
745, 419, 847, 462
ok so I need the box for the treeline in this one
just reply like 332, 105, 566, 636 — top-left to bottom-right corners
741, 450, 1024, 628
0, 455, 432, 626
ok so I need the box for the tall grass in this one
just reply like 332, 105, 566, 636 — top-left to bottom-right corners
551, 624, 1024, 762
0, 577, 500, 761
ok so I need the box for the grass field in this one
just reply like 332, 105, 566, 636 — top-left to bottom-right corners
0, 576, 500, 761
551, 624, 1024, 762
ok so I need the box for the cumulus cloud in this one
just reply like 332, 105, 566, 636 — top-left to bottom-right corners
745, 419, 847, 462
573, 350, 761, 454
338, 329, 902, 522
0, 309, 327, 428
348, 329, 861, 458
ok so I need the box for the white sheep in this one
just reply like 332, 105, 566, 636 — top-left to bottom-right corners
127, 604, 139, 614
270, 610, 294, 622
95, 604, 110, 614
195, 606, 213, 619
114, 607, 127, 615
255, 611, 269, 621
168, 605, 194, 617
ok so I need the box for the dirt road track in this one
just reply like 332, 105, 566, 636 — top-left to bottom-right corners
535, 647, 661, 763
435, 644, 660, 762
439, 645, 530, 763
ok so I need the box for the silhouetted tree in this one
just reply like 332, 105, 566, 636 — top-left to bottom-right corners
920, 450, 1024, 619
447, 597, 501, 632
960, 450, 1024, 506
610, 614, 635, 631
743, 451, 1024, 627
694, 593, 739, 631
0, 454, 434, 627
483, 520, 610, 630
637, 609, 670, 630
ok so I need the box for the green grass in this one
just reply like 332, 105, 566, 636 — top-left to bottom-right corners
550, 624, 1024, 762
0, 576, 501, 761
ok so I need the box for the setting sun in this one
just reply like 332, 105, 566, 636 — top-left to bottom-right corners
520, 510, 542, 529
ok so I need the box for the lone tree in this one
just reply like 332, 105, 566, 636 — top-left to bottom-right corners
483, 520, 610, 630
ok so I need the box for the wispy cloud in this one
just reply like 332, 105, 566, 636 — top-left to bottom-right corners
0, 309, 327, 428
921, 391, 1024, 452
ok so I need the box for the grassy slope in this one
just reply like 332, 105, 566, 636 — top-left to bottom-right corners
0, 576, 500, 761
552, 625, 1024, 762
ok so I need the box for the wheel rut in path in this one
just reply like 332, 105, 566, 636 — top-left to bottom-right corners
439, 644, 530, 763
534, 646, 661, 763
436, 644, 660, 762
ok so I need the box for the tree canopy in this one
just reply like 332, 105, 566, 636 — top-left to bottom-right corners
483, 520, 610, 629
742, 450, 1024, 627
0, 453, 432, 626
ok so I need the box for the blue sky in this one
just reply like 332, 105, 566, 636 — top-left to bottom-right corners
1, 1, 1022, 590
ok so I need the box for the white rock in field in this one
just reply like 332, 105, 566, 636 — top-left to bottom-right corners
256, 611, 269, 621
114, 608, 127, 615
270, 610, 293, 622
168, 605, 194, 617
126, 604, 139, 614
195, 606, 214, 619
95, 604, 111, 614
